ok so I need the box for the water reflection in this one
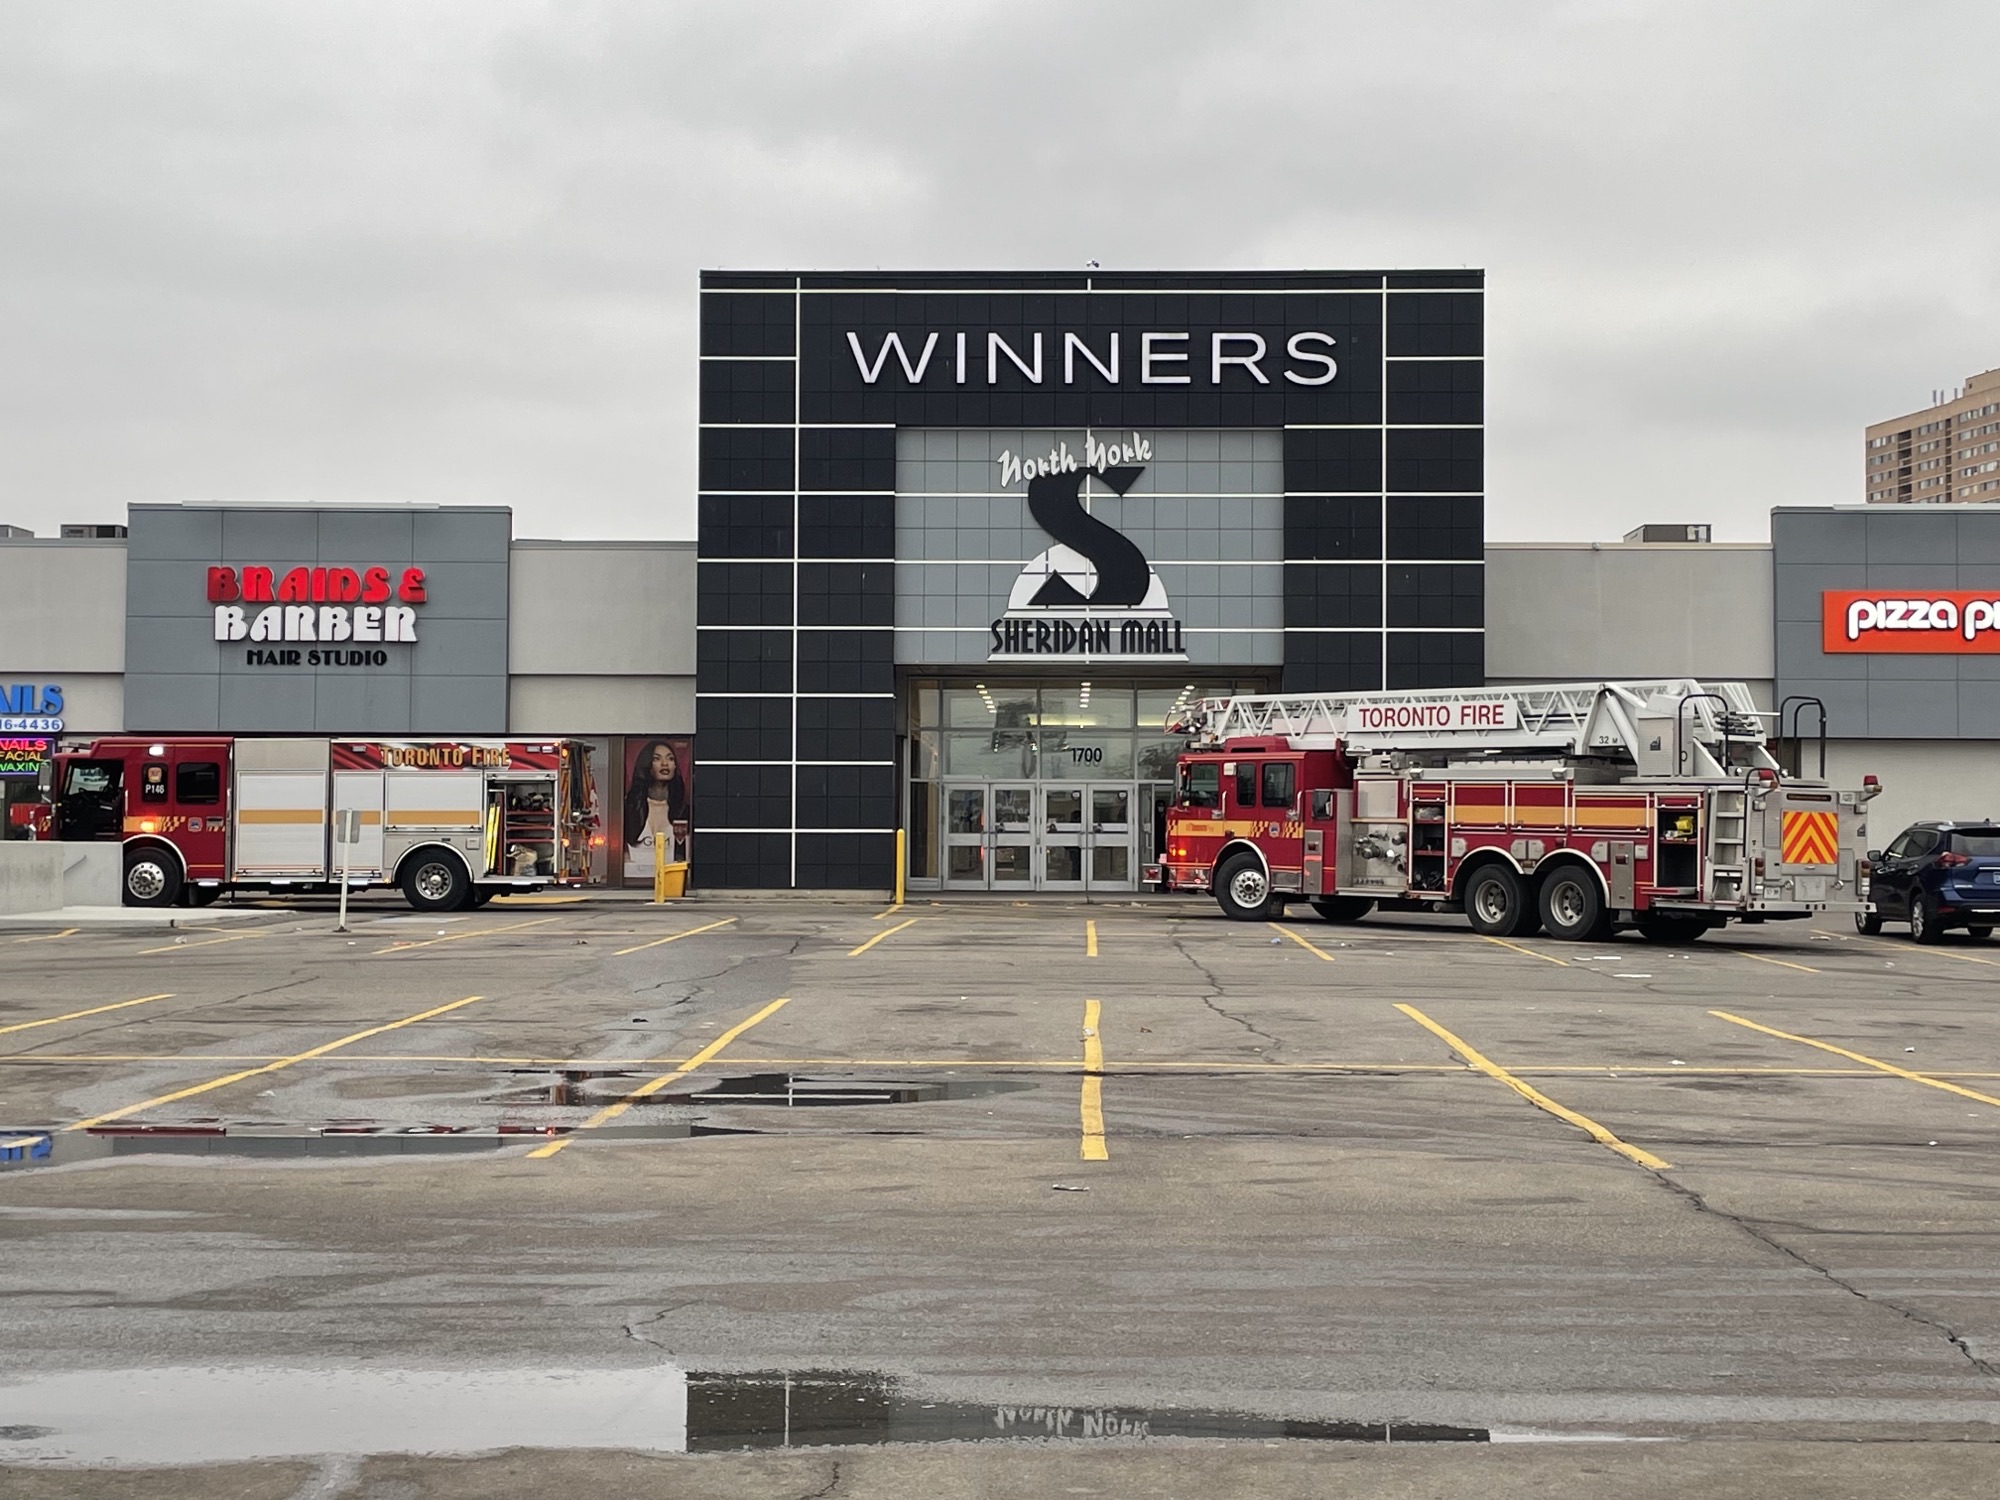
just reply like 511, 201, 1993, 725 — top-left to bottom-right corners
0, 1365, 1486, 1464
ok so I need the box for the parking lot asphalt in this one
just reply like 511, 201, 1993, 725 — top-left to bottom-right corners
3, 892, 1999, 1496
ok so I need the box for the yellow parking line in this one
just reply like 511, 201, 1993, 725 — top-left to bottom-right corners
0, 993, 174, 1039
1085, 920, 1098, 958
1396, 1003, 1672, 1171
10, 927, 78, 944
1, 1134, 49, 1151
872, 903, 906, 921
63, 995, 484, 1131
528, 997, 792, 1158
1080, 998, 1107, 1161
137, 930, 268, 956
1480, 934, 1567, 966
1850, 934, 2000, 968
613, 916, 738, 957
849, 917, 917, 956
1272, 923, 1336, 961
1710, 1010, 2000, 1110
374, 916, 559, 954
1729, 948, 1820, 974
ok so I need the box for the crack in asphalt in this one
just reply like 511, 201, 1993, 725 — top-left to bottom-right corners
1170, 929, 1285, 1051
796, 1460, 843, 1499
623, 1301, 697, 1351
1658, 1173, 2000, 1386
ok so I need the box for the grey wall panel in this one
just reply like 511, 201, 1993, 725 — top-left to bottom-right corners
1772, 506, 2000, 742
122, 673, 220, 732
312, 670, 414, 731
1866, 680, 1959, 737
317, 508, 415, 559
123, 504, 512, 734
409, 675, 508, 732
219, 508, 318, 559
1773, 563, 1861, 623
410, 562, 511, 619
1773, 509, 1865, 564
1865, 511, 1957, 563
415, 509, 511, 562
1958, 690, 2000, 738
218, 672, 317, 730
0, 542, 127, 671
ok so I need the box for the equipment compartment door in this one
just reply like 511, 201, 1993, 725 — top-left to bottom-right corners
331, 771, 386, 880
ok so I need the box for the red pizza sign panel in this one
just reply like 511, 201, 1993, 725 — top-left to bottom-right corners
1823, 590, 2000, 654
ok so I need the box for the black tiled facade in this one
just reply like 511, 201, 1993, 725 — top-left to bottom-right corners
696, 270, 1484, 889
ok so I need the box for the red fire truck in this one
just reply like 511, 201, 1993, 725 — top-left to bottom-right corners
30, 736, 599, 910
1154, 680, 1877, 943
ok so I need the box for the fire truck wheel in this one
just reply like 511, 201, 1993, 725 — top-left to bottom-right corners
123, 847, 183, 908
1538, 866, 1611, 942
1854, 910, 1883, 936
1214, 853, 1274, 921
1462, 863, 1532, 938
1635, 913, 1710, 945
401, 851, 471, 913
1310, 897, 1374, 924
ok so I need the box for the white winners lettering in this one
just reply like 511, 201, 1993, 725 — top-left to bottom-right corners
215, 605, 418, 643
845, 330, 939, 384
845, 329, 1339, 387
1351, 700, 1518, 733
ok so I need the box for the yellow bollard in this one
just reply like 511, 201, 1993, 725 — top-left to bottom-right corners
894, 827, 906, 906
653, 825, 666, 903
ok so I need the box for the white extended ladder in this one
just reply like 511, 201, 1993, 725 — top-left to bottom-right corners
1177, 680, 1777, 778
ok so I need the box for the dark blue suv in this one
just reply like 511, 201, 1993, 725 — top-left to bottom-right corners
1859, 821, 2000, 943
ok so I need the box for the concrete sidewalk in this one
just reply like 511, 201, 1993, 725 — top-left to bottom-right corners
0, 904, 273, 932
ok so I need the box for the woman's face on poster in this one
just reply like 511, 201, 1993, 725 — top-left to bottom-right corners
649, 743, 678, 786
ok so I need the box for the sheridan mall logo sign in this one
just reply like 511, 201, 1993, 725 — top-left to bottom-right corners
986, 433, 1186, 663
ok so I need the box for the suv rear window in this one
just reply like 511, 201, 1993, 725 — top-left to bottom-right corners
1947, 829, 2000, 857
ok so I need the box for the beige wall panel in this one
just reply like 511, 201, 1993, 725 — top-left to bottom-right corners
508, 542, 695, 676
1826, 740, 2000, 854
508, 675, 694, 735
1486, 544, 1773, 683
0, 542, 128, 671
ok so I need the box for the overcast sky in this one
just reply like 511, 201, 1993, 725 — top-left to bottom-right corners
3, 1, 1996, 544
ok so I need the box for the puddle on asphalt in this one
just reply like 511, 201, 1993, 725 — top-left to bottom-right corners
496, 1071, 1036, 1109
0, 1365, 1488, 1464
0, 1121, 757, 1174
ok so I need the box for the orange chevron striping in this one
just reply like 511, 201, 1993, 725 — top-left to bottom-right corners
1781, 810, 1839, 866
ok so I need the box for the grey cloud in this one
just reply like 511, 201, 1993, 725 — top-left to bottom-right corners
1, 0, 1996, 544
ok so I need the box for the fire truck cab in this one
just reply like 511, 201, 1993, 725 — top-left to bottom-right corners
1158, 681, 1878, 943
41, 736, 598, 911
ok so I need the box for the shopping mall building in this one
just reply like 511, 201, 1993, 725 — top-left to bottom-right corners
4, 269, 1998, 891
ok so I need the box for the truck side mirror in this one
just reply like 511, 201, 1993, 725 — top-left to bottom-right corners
36, 759, 53, 796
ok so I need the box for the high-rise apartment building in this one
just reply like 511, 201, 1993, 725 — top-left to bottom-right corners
1865, 368, 2000, 503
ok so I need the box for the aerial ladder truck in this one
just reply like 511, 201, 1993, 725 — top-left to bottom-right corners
1155, 679, 1877, 943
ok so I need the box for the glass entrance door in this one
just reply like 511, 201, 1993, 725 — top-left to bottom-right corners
938, 781, 1139, 892
942, 785, 988, 890
991, 786, 1036, 888
1091, 786, 1133, 888
1041, 786, 1087, 891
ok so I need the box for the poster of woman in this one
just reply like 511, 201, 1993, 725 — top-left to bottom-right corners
622, 736, 692, 881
